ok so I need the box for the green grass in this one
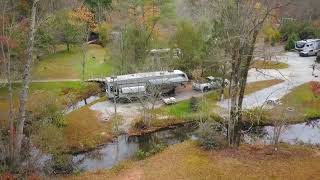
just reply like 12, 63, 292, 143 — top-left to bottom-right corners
245, 82, 320, 124
69, 141, 320, 180
0, 81, 86, 97
32, 44, 114, 80
276, 82, 320, 120
251, 60, 289, 69
0, 81, 89, 121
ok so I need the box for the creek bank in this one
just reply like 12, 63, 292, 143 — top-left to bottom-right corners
67, 119, 319, 173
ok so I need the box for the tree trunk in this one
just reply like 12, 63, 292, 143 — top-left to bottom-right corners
67, 43, 70, 52
1, 33, 14, 167
15, 0, 38, 166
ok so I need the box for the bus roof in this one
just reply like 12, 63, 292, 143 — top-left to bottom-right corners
106, 70, 186, 83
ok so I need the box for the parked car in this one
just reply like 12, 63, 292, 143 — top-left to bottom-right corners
192, 76, 229, 92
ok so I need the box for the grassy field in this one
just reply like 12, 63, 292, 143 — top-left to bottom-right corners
70, 141, 320, 180
251, 60, 289, 69
245, 82, 320, 124
272, 82, 320, 121
64, 98, 115, 152
32, 44, 114, 80
0, 81, 89, 121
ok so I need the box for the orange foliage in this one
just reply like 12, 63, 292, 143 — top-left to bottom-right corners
310, 81, 320, 96
128, 3, 161, 37
70, 5, 97, 32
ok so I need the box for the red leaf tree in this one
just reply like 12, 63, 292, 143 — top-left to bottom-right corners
310, 81, 320, 97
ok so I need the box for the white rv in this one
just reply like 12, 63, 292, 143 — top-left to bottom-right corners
105, 70, 189, 100
298, 39, 320, 57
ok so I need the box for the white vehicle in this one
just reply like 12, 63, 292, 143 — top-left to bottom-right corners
299, 39, 320, 57
162, 97, 177, 105
105, 70, 189, 100
295, 39, 312, 51
192, 76, 229, 92
266, 97, 282, 106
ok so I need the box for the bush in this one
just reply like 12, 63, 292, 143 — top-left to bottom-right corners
280, 20, 300, 41
263, 25, 281, 45
131, 118, 148, 130
196, 121, 227, 150
44, 154, 76, 175
285, 33, 299, 51
98, 22, 111, 47
135, 142, 166, 160
190, 96, 200, 112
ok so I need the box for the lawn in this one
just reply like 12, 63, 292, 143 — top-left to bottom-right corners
0, 81, 90, 121
64, 98, 115, 153
32, 44, 114, 80
272, 82, 320, 120
70, 141, 320, 180
244, 82, 320, 125
251, 60, 289, 69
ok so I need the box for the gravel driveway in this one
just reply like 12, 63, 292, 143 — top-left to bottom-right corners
218, 52, 320, 109
89, 51, 319, 131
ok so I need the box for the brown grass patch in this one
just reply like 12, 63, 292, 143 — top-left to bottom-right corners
64, 106, 114, 152
67, 141, 320, 180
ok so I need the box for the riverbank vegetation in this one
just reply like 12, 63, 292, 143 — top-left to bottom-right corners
70, 141, 320, 180
245, 82, 320, 125
0, 82, 102, 121
129, 79, 284, 135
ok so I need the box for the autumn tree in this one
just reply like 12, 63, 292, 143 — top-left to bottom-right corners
84, 0, 112, 22
207, 0, 288, 147
71, 5, 98, 80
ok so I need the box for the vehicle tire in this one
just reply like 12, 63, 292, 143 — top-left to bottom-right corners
203, 87, 209, 92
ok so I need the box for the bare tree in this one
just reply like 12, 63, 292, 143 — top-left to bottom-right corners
0, 0, 17, 168
208, 0, 289, 147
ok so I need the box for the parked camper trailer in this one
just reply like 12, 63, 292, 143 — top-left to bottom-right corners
298, 39, 320, 57
105, 70, 189, 100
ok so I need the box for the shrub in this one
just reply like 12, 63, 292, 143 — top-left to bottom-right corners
280, 20, 300, 41
243, 107, 270, 124
131, 118, 148, 130
264, 25, 281, 45
196, 121, 227, 150
310, 81, 320, 97
285, 33, 299, 51
44, 154, 76, 175
135, 142, 167, 160
190, 96, 200, 112
98, 22, 111, 47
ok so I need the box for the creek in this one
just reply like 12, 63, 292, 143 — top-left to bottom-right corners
72, 119, 320, 172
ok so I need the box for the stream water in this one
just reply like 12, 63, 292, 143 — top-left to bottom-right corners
65, 95, 101, 114
72, 120, 320, 172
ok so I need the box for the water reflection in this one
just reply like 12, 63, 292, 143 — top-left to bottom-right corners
72, 120, 319, 172
73, 125, 196, 172
246, 119, 320, 145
